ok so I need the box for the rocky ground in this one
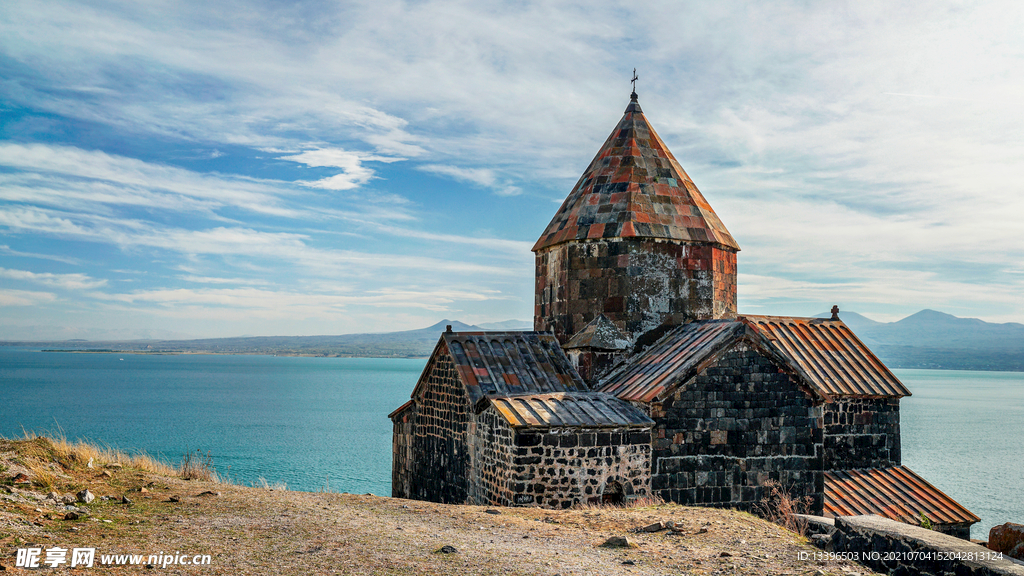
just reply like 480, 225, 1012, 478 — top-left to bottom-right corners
0, 437, 882, 575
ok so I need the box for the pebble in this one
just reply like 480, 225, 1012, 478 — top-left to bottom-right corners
437, 545, 458, 554
77, 489, 94, 504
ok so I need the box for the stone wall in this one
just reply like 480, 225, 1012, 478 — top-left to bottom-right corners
831, 515, 1024, 576
467, 406, 516, 505
391, 402, 416, 499
823, 398, 901, 471
510, 426, 652, 509
405, 350, 472, 504
647, 343, 824, 513
534, 238, 737, 344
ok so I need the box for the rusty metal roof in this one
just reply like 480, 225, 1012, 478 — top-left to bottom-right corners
741, 315, 911, 398
564, 314, 631, 350
533, 96, 740, 253
598, 320, 746, 402
825, 466, 979, 526
439, 331, 590, 405
489, 392, 653, 429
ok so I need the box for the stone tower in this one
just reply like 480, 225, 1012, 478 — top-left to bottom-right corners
533, 93, 740, 345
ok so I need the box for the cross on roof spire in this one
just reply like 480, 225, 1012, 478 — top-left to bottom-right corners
630, 68, 638, 101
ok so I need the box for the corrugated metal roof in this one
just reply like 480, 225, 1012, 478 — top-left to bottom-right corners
489, 392, 653, 429
825, 466, 979, 526
564, 314, 630, 350
598, 320, 745, 402
533, 97, 739, 253
442, 331, 590, 405
741, 315, 911, 398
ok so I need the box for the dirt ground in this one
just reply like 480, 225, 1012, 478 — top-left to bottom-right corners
0, 437, 881, 575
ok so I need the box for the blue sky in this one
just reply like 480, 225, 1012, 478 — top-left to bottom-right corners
1, 1, 1022, 340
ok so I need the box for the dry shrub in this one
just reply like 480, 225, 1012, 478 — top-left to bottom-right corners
756, 479, 812, 536
180, 449, 218, 482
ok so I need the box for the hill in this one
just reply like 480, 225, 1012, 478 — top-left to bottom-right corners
0, 319, 531, 358
816, 309, 1024, 371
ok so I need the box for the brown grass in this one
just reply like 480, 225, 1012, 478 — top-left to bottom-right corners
7, 430, 187, 480
180, 449, 218, 482
756, 479, 813, 536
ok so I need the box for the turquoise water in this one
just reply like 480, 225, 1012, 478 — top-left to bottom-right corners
0, 349, 1019, 539
896, 368, 1024, 539
0, 348, 425, 496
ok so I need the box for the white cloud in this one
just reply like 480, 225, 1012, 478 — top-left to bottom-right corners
0, 289, 57, 307
279, 147, 406, 191
0, 267, 107, 290
419, 164, 496, 187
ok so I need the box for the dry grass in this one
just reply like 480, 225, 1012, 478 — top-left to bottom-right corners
180, 449, 218, 482
755, 479, 813, 536
573, 493, 666, 511
6, 430, 189, 483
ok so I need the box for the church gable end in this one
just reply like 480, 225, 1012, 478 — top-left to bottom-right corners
648, 340, 824, 513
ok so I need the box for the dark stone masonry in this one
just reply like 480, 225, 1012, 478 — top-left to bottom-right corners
823, 397, 901, 471
645, 344, 824, 512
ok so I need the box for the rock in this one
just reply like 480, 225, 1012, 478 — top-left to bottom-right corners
811, 533, 832, 550
65, 511, 82, 520
719, 551, 733, 557
696, 527, 708, 534
621, 560, 635, 565
77, 489, 94, 504
87, 458, 94, 468
664, 520, 676, 530
101, 470, 113, 478
599, 536, 635, 548
121, 495, 133, 505
62, 494, 77, 505
168, 495, 181, 503
106, 463, 123, 469
484, 509, 501, 515
11, 473, 31, 484
197, 491, 221, 497
989, 522, 1024, 561
641, 521, 664, 533
139, 487, 149, 494
47, 491, 60, 501
437, 545, 458, 554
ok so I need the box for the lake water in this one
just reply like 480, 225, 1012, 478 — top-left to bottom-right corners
0, 349, 1020, 539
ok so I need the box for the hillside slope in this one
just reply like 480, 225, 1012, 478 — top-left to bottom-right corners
0, 437, 878, 575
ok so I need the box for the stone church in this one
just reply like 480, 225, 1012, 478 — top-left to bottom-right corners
390, 91, 978, 537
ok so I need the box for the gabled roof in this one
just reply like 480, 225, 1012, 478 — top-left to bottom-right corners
741, 315, 911, 398
489, 392, 652, 429
598, 315, 909, 403
533, 96, 740, 253
412, 331, 589, 406
825, 467, 979, 527
598, 320, 749, 402
563, 314, 631, 350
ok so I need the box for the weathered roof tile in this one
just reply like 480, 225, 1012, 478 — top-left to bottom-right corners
533, 97, 740, 253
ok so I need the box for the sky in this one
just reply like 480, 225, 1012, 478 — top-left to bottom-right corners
1, 1, 1022, 340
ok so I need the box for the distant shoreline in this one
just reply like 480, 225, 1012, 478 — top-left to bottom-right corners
38, 349, 429, 359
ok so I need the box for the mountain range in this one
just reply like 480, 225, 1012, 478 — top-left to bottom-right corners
813, 309, 1024, 371
3, 311, 1022, 371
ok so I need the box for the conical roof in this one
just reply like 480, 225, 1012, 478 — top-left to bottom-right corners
533, 96, 740, 252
